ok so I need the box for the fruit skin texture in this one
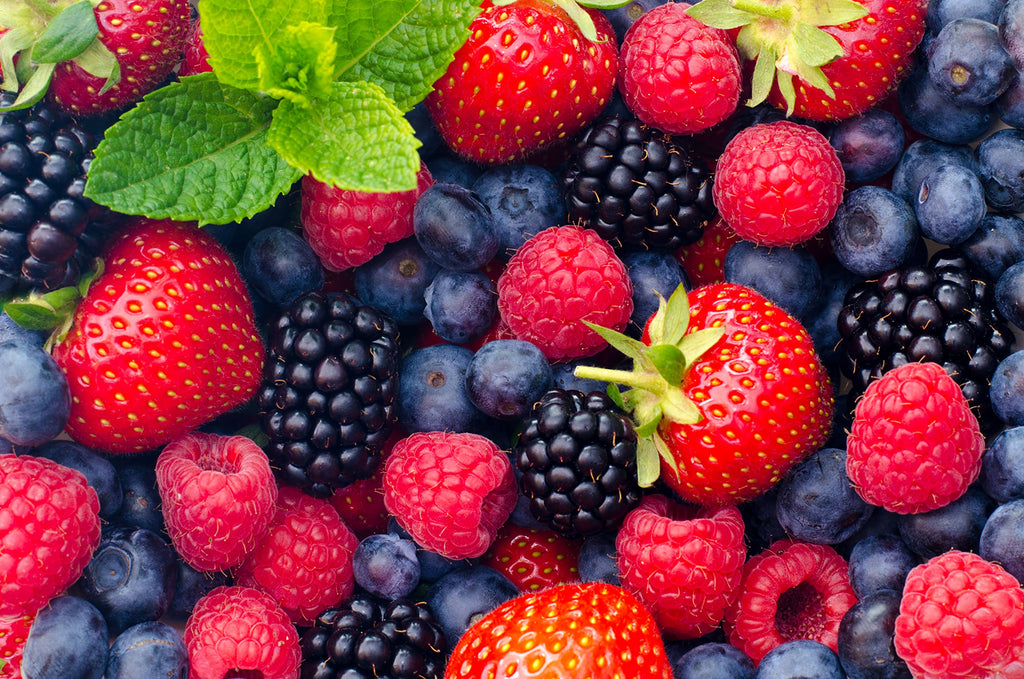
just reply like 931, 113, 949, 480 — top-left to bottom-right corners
619, 2, 742, 134
155, 432, 278, 572
53, 218, 265, 454
846, 361, 985, 515
712, 120, 846, 247
482, 523, 581, 593
0, 611, 34, 679
673, 214, 740, 288
497, 225, 633, 361
445, 581, 675, 678
383, 431, 518, 560
894, 550, 1024, 678
616, 495, 746, 640
426, 0, 618, 164
0, 455, 101, 617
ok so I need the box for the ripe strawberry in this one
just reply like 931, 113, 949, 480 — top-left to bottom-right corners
0, 611, 33, 679
51, 217, 264, 454
426, 0, 618, 164
445, 581, 675, 678
673, 214, 740, 288
482, 524, 581, 593
576, 282, 833, 506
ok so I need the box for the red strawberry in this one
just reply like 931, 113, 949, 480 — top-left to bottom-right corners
51, 217, 264, 454
0, 611, 33, 679
426, 0, 618, 164
673, 214, 740, 288
482, 524, 581, 593
445, 581, 675, 678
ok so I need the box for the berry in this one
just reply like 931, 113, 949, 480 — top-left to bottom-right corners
992, 351, 1024, 426
31, 440, 121, 520
980, 498, 1024, 583
470, 163, 564, 259
105, 622, 188, 679
996, 261, 1024, 329
0, 341, 70, 447
481, 523, 581, 593
722, 241, 823, 323
847, 534, 919, 600
576, 530, 620, 586
179, 15, 212, 77
327, 448, 391, 540
960, 213, 1024, 282
465, 339, 553, 421
0, 611, 33, 679
836, 589, 912, 679
670, 641, 755, 679
620, 249, 690, 334
413, 183, 500, 271
352, 533, 422, 601
20, 596, 108, 679
155, 432, 277, 572
166, 558, 229, 622
977, 127, 1024, 213
423, 269, 498, 345
673, 214, 740, 288
828, 108, 906, 185
352, 237, 442, 326
111, 461, 164, 535
828, 185, 921, 277
396, 343, 487, 434
928, 0, 1004, 31
897, 63, 997, 145
890, 138, 978, 206
913, 163, 987, 245
423, 564, 520, 644
896, 486, 995, 559
980, 425, 1024, 503
241, 226, 325, 306
757, 640, 845, 679
927, 18, 1016, 106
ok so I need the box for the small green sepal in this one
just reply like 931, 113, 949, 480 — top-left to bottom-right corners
30, 0, 98, 65
582, 320, 648, 362
636, 439, 661, 487
649, 344, 685, 385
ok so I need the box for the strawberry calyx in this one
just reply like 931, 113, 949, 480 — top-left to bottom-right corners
1, 259, 103, 351
490, 0, 631, 42
686, 0, 868, 114
574, 284, 725, 487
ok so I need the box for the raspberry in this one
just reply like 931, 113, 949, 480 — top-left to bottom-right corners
895, 551, 1024, 678
155, 432, 278, 572
724, 539, 858, 663
847, 361, 985, 514
616, 495, 746, 640
712, 120, 845, 247
496, 225, 633, 361
383, 431, 518, 560
300, 163, 433, 271
234, 486, 360, 625
0, 611, 33, 679
0, 455, 101, 616
183, 585, 301, 679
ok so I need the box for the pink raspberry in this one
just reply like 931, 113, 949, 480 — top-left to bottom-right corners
234, 486, 359, 624
383, 431, 517, 560
496, 225, 633, 361
155, 432, 278, 572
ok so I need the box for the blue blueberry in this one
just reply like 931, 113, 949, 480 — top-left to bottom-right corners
407, 99, 443, 161
465, 339, 553, 420
723, 241, 822, 323
105, 621, 188, 679
847, 533, 919, 599
828, 108, 906, 184
980, 426, 1024, 502
424, 564, 520, 644
32, 440, 123, 520
413, 183, 500, 271
0, 309, 47, 347
991, 350, 1024, 425
620, 249, 690, 333
755, 639, 844, 679
890, 138, 978, 206
241, 226, 325, 306
805, 266, 863, 372
896, 486, 996, 559
927, 18, 1016, 105
999, 0, 1024, 71
928, 0, 1005, 32
167, 557, 231, 621
577, 529, 620, 585
672, 641, 756, 679
602, 0, 671, 42
996, 261, 1024, 329
471, 164, 564, 259
828, 186, 920, 277
387, 517, 472, 584
352, 532, 422, 600
0, 340, 71, 447
997, 73, 1024, 127
898, 63, 997, 145
353, 237, 442, 325
397, 343, 488, 433
977, 127, 1024, 212
21, 595, 108, 679
112, 461, 165, 535
960, 213, 1024, 281
979, 498, 1024, 582
836, 589, 911, 679
550, 360, 614, 394
425, 150, 483, 187
423, 269, 497, 345
914, 164, 987, 245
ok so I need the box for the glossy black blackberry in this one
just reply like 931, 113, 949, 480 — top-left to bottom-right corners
562, 116, 715, 251
515, 388, 642, 539
300, 595, 447, 679
0, 93, 120, 293
257, 291, 400, 498
837, 248, 1016, 431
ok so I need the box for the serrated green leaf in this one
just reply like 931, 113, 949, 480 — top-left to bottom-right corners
582, 320, 648, 362
267, 80, 419, 192
649, 344, 685, 385
255, 21, 337, 106
71, 36, 120, 93
84, 73, 302, 225
799, 0, 868, 26
789, 23, 844, 69
636, 438, 661, 487
31, 0, 97, 64
686, 0, 757, 29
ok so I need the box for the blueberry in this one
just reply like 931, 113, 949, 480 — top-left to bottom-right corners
471, 164, 564, 259
353, 237, 442, 325
32, 440, 123, 519
465, 339, 553, 420
805, 266, 863, 371
21, 595, 108, 679
897, 64, 996, 145
577, 529, 620, 585
166, 556, 231, 621
0, 340, 70, 446
550, 360, 614, 394
241, 226, 325, 306
836, 589, 911, 679
896, 486, 996, 559
112, 461, 165, 535
352, 532, 422, 600
0, 309, 47, 347
999, 0, 1024, 71
827, 186, 920, 277
407, 100, 443, 161
620, 249, 690, 334
397, 343, 488, 433
723, 241, 822, 323
847, 533, 919, 599
890, 138, 978, 207
977, 127, 1024, 212
996, 261, 1024, 329
914, 164, 987, 246
425, 150, 483, 187
960, 213, 1024, 281
423, 269, 498, 345
424, 564, 520, 645
928, 0, 1005, 32
755, 639, 844, 679
991, 350, 1024, 425
671, 641, 756, 679
105, 621, 188, 679
602, 0, 671, 42
828, 108, 906, 184
413, 183, 500, 271
980, 426, 1024, 502
387, 517, 472, 583
997, 74, 1024, 127
979, 498, 1024, 582
927, 18, 1016, 105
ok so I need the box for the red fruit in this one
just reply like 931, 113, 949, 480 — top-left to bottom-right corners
426, 0, 618, 164
0, 611, 33, 679
301, 163, 434, 272
52, 217, 265, 454
383, 431, 517, 560
847, 361, 984, 515
445, 581, 675, 678
724, 539, 858, 663
616, 495, 746, 640
482, 524, 581, 593
619, 2, 742, 135
234, 486, 360, 625
497, 225, 633, 361
712, 120, 846, 247
179, 15, 212, 77
183, 585, 301, 679
328, 454, 391, 540
0, 455, 101, 617
894, 551, 1024, 679
155, 432, 277, 572
673, 214, 740, 288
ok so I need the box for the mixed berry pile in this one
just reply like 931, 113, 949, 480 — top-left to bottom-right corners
4, 0, 1024, 677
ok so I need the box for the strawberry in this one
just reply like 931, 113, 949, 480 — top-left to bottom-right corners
673, 214, 741, 288
575, 282, 834, 506
51, 217, 264, 454
426, 0, 617, 164
482, 523, 582, 593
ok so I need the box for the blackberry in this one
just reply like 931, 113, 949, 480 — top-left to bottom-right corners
562, 116, 715, 251
837, 248, 1016, 432
0, 93, 121, 293
300, 595, 447, 679
257, 291, 400, 498
514, 389, 642, 539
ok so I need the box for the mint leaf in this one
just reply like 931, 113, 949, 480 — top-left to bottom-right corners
84, 73, 302, 224
31, 0, 97, 64
267, 80, 419, 192
255, 21, 338, 106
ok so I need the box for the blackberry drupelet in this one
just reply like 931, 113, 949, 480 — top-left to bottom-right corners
300, 595, 447, 679
562, 116, 715, 250
257, 291, 400, 498
0, 94, 121, 293
515, 389, 642, 539
837, 248, 1016, 432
